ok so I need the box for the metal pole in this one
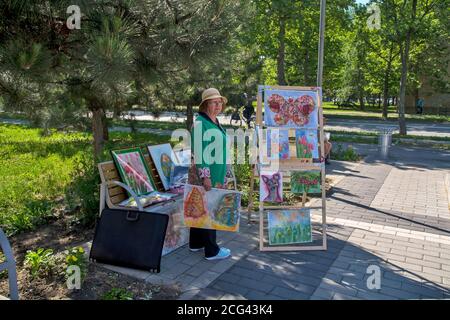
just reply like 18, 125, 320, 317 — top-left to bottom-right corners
317, 0, 326, 87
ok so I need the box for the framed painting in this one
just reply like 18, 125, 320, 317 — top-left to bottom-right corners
295, 129, 319, 159
260, 171, 283, 203
148, 143, 178, 190
111, 148, 156, 197
268, 209, 312, 245
264, 89, 318, 128
291, 171, 321, 194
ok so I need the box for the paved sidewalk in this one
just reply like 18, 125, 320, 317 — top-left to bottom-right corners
87, 144, 450, 300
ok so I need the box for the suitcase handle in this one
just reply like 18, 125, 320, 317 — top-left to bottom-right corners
126, 211, 140, 222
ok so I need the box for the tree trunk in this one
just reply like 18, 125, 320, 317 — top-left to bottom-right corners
186, 103, 193, 130
277, 18, 286, 85
382, 57, 392, 120
92, 108, 106, 159
102, 111, 109, 141
398, 0, 417, 135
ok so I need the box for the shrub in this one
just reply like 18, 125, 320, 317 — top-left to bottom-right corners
332, 144, 361, 162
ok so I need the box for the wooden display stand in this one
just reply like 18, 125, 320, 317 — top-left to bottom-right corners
247, 85, 327, 252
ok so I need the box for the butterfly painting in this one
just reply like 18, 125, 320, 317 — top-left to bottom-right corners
260, 171, 283, 203
264, 89, 318, 128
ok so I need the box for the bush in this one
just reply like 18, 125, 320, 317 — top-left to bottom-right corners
65, 153, 100, 228
332, 144, 361, 162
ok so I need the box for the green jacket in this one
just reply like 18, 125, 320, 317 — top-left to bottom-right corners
191, 112, 227, 187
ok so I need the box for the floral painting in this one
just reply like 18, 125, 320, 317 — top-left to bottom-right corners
162, 205, 189, 256
295, 130, 319, 159
260, 171, 283, 203
267, 129, 290, 160
111, 148, 156, 197
148, 144, 178, 190
268, 209, 312, 245
264, 89, 318, 128
291, 171, 321, 194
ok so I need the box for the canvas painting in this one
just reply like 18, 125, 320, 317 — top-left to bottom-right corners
183, 184, 210, 228
111, 148, 156, 197
260, 171, 283, 203
174, 148, 191, 166
291, 171, 321, 194
264, 89, 318, 128
267, 129, 290, 160
268, 209, 312, 245
210, 190, 241, 232
148, 144, 178, 190
295, 130, 319, 159
182, 184, 241, 232
170, 164, 189, 186
162, 205, 189, 256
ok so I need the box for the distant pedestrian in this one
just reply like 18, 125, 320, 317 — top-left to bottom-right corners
242, 93, 254, 128
416, 98, 424, 114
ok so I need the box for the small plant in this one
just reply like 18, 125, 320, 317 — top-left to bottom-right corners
332, 144, 361, 162
101, 288, 134, 300
64, 246, 88, 280
24, 248, 56, 279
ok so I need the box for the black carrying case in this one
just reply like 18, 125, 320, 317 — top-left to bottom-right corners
90, 208, 169, 273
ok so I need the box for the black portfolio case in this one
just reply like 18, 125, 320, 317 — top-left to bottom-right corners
90, 208, 169, 273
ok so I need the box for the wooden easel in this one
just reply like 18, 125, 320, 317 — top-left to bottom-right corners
247, 85, 327, 252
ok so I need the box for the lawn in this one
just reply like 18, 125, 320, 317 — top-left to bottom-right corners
0, 123, 171, 236
322, 102, 450, 123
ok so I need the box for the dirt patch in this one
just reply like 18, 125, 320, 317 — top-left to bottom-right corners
0, 216, 181, 300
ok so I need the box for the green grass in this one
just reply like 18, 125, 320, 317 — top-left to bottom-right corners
322, 102, 450, 123
0, 123, 171, 236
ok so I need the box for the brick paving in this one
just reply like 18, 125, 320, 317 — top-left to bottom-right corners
89, 144, 450, 300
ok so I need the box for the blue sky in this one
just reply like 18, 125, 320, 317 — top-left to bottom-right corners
356, 0, 370, 4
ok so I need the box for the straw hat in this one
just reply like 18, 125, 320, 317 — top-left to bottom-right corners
199, 88, 228, 111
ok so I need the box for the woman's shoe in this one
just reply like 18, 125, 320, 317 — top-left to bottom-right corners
189, 247, 204, 252
205, 247, 231, 260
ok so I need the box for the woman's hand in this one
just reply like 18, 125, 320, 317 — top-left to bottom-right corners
202, 178, 212, 191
